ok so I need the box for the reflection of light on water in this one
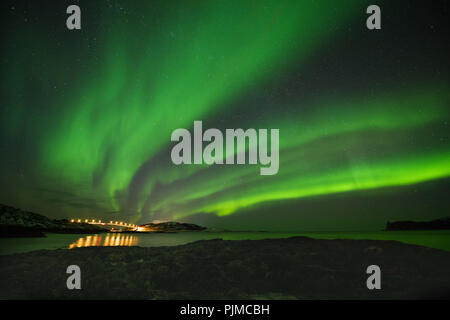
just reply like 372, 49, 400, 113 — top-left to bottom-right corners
76, 238, 84, 248
68, 233, 139, 249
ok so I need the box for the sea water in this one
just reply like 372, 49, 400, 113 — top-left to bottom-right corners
1, 230, 450, 255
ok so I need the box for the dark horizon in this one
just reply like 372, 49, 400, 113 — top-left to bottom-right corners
2, 177, 450, 232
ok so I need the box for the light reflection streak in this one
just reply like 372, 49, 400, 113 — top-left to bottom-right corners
68, 233, 139, 249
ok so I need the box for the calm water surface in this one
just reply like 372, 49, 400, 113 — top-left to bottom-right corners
1, 230, 450, 255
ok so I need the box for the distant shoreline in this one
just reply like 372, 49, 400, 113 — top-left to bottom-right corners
0, 204, 108, 238
385, 217, 450, 231
0, 224, 108, 238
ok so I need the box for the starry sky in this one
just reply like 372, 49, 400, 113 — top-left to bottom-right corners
1, 0, 449, 231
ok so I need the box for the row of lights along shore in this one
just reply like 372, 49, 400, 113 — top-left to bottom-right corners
69, 219, 136, 228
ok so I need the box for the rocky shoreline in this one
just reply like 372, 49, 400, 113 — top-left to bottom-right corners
1, 236, 449, 299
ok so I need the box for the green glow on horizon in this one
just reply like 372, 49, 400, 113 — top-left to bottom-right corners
163, 87, 450, 218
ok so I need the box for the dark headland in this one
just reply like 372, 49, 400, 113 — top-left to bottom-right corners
0, 203, 208, 237
386, 217, 450, 231
0, 204, 108, 237
137, 221, 207, 232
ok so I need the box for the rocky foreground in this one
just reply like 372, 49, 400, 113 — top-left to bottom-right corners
1, 236, 450, 299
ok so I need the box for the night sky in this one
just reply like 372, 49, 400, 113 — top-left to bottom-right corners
1, 0, 449, 231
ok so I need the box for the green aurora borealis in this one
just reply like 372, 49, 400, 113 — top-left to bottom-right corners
1, 0, 449, 230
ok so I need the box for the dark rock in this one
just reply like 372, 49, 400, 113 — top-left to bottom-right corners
139, 221, 207, 232
386, 217, 450, 231
1, 236, 449, 299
